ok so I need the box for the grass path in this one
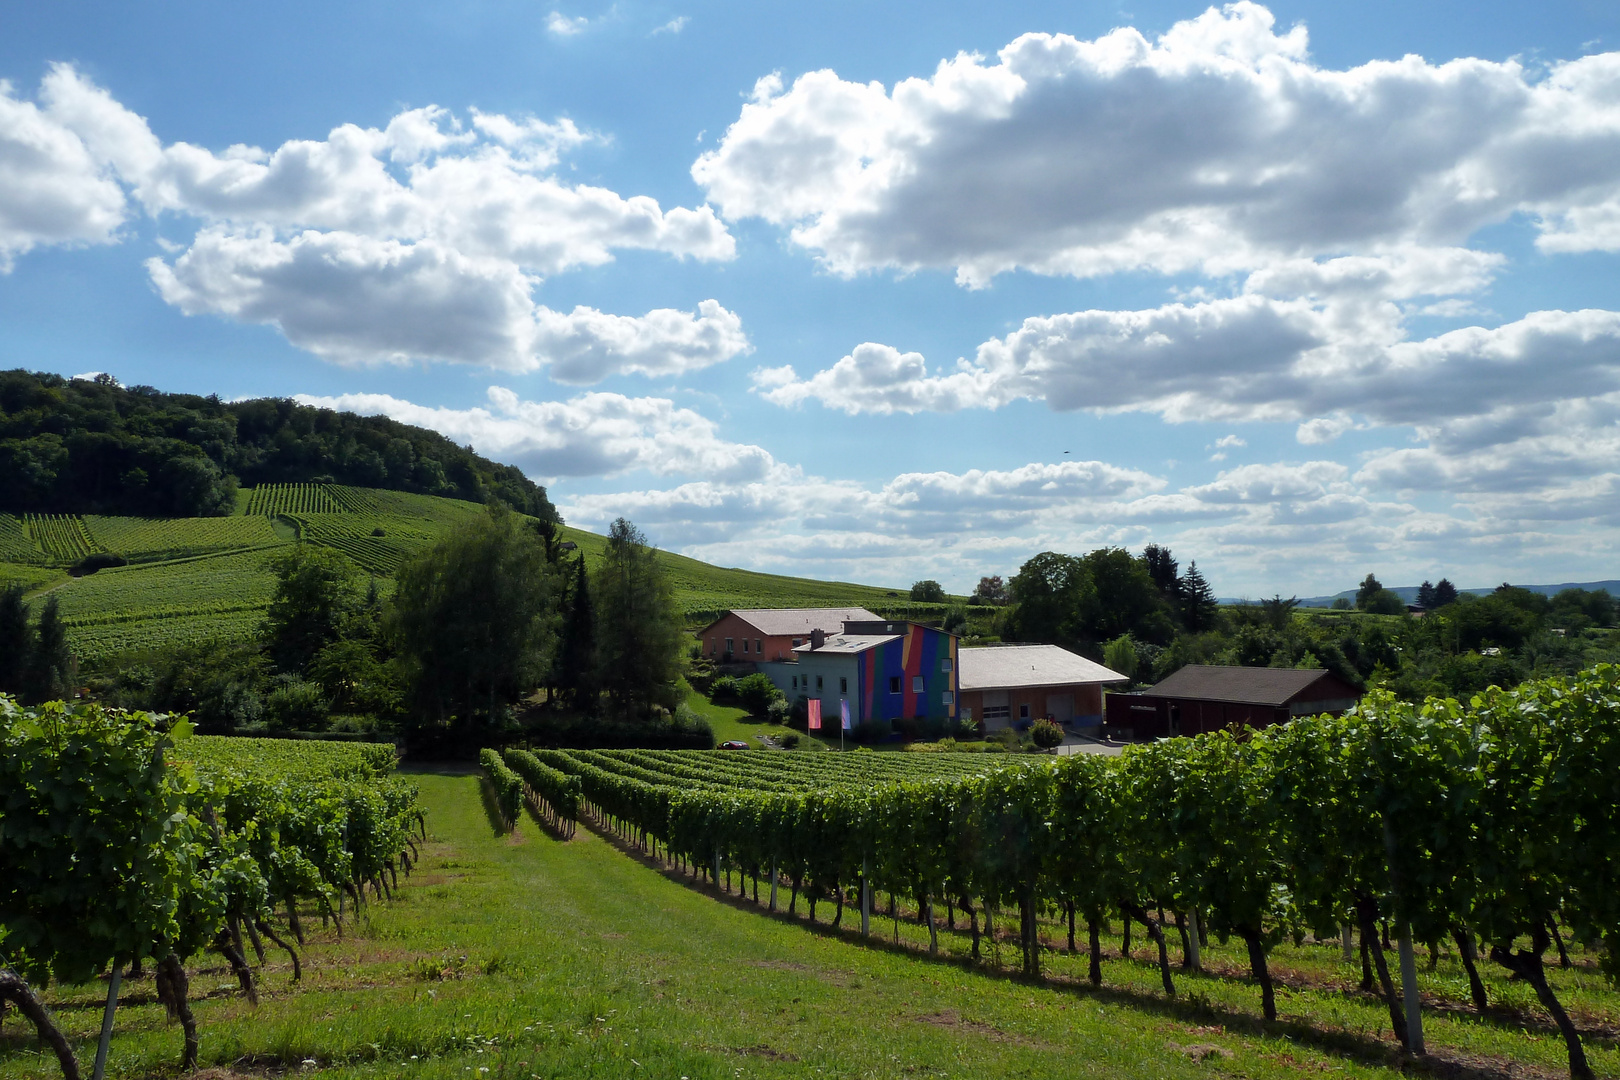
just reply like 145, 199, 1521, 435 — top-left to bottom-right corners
3, 772, 1615, 1079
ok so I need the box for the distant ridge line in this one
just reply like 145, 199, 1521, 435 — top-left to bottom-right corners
1220, 579, 1620, 607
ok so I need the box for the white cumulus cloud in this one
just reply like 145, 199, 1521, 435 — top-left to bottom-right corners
0, 72, 129, 268
694, 3, 1620, 285
15, 63, 741, 376
149, 228, 749, 374
295, 386, 776, 482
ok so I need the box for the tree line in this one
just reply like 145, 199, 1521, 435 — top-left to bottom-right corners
4, 509, 697, 754
0, 369, 554, 519
951, 545, 1616, 701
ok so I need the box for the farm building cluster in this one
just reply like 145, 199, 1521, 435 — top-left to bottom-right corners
697, 607, 1363, 740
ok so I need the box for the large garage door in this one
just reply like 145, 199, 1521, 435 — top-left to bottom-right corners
1045, 693, 1073, 722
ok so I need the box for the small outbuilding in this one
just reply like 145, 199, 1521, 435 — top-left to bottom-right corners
957, 644, 1129, 732
1104, 664, 1360, 740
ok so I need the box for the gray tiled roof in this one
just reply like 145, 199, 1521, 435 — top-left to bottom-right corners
711, 607, 882, 637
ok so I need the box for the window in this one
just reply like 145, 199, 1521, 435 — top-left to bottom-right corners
791, 675, 798, 690
889, 676, 901, 694
725, 637, 733, 654
709, 637, 716, 655
742, 638, 750, 654
816, 675, 824, 690
912, 676, 925, 693
983, 705, 1010, 721
961, 706, 973, 721
941, 691, 954, 705
840, 677, 848, 693
757, 639, 764, 655
792, 638, 802, 647
1019, 703, 1031, 719
940, 657, 952, 673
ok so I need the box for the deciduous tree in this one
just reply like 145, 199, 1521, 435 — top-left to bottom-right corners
390, 505, 558, 741
594, 518, 683, 717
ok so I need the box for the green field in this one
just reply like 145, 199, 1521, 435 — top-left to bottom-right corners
1, 485, 942, 666
4, 772, 1611, 1080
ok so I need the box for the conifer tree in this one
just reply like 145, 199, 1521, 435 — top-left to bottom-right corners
1179, 561, 1219, 633
27, 594, 74, 702
555, 555, 597, 712
0, 586, 32, 695
1416, 580, 1437, 609
1433, 578, 1459, 607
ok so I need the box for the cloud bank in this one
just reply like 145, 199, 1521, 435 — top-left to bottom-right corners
0, 64, 744, 376
695, 2, 1620, 286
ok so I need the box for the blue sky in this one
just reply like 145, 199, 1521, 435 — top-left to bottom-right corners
2, 0, 1618, 596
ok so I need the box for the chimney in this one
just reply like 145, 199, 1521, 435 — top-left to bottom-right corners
810, 628, 826, 650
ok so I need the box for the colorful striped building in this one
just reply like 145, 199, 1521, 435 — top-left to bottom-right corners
760, 618, 960, 732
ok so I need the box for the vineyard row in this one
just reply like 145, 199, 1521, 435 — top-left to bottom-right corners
491, 667, 1620, 1080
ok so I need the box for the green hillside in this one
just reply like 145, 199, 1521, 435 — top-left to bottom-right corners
1, 483, 932, 668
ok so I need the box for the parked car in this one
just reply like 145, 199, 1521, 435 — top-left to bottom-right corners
719, 740, 749, 750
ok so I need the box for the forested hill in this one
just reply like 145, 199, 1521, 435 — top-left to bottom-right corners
0, 370, 555, 520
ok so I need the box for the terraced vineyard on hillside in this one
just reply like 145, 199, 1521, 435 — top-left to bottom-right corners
24, 514, 101, 562
51, 548, 285, 662
85, 514, 284, 562
2, 483, 937, 665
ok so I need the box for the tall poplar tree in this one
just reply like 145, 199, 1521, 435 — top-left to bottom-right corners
554, 555, 597, 712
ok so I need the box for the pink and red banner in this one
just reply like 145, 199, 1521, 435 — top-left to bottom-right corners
807, 698, 822, 730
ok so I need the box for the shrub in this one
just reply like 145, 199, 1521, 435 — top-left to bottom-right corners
955, 716, 981, 739
1030, 718, 1064, 749
264, 677, 329, 731
69, 553, 127, 576
893, 714, 922, 741
779, 731, 801, 750
736, 672, 783, 716
711, 675, 739, 702
853, 719, 890, 743
766, 697, 792, 725
686, 660, 716, 696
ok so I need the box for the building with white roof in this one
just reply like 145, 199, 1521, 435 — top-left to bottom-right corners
957, 644, 1129, 731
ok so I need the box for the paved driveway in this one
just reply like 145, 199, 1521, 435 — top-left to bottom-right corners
1055, 734, 1124, 756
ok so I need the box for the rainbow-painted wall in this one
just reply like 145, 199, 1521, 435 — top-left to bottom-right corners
857, 623, 959, 723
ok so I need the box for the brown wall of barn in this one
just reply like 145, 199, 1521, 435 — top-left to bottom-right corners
1104, 694, 1295, 740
